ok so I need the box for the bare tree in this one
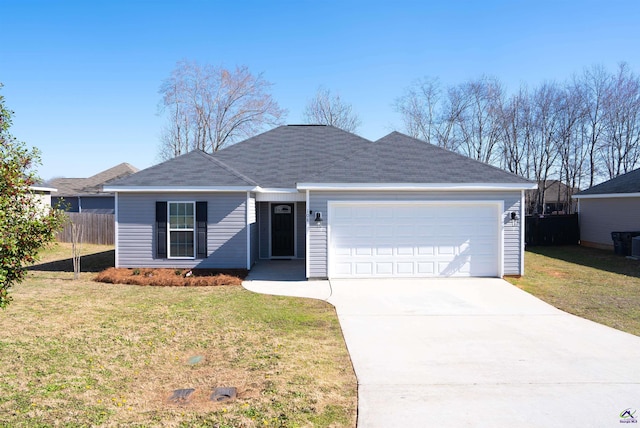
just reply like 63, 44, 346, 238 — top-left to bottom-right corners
393, 77, 466, 150
498, 86, 533, 178
555, 83, 587, 213
600, 63, 640, 178
394, 77, 441, 145
530, 82, 562, 214
303, 87, 361, 132
158, 61, 287, 159
71, 221, 82, 280
577, 65, 610, 187
456, 76, 504, 164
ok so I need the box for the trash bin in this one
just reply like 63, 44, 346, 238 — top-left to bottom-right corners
612, 232, 625, 256
612, 231, 640, 256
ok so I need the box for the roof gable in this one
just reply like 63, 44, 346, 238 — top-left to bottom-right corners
108, 126, 533, 191
301, 131, 533, 185
575, 168, 640, 196
49, 162, 138, 196
214, 125, 373, 188
107, 150, 257, 188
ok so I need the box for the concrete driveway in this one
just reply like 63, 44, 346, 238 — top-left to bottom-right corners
245, 275, 640, 427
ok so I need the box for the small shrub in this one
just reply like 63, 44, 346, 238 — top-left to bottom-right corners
132, 269, 140, 276
174, 269, 183, 276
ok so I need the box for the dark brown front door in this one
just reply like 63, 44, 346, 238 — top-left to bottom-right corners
271, 203, 295, 257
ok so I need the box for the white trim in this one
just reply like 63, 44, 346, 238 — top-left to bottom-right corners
305, 189, 310, 279
29, 186, 57, 193
327, 200, 504, 279
103, 185, 258, 193
114, 192, 119, 268
572, 192, 640, 199
246, 191, 251, 270
268, 202, 297, 259
256, 192, 305, 202
258, 188, 300, 193
167, 201, 196, 260
297, 182, 537, 191
520, 189, 525, 276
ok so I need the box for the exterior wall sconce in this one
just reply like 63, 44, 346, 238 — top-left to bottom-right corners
510, 211, 519, 225
314, 211, 323, 226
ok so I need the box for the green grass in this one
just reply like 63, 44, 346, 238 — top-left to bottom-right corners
507, 245, 640, 336
0, 244, 357, 427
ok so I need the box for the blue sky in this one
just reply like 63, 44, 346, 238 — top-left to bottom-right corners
2, 0, 639, 180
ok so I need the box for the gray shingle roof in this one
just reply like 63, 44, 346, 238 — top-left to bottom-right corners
575, 168, 640, 196
302, 131, 532, 184
109, 125, 533, 189
107, 150, 257, 187
215, 125, 373, 188
49, 162, 138, 196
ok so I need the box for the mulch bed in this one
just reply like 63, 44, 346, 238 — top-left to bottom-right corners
95, 268, 247, 287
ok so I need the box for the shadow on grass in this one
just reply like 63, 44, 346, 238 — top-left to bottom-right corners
527, 245, 640, 279
28, 250, 115, 273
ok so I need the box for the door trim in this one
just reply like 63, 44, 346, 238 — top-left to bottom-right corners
269, 202, 297, 258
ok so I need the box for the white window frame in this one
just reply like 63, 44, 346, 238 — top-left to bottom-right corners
167, 201, 196, 259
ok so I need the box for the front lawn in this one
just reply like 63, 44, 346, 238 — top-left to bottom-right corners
507, 245, 640, 336
0, 244, 357, 427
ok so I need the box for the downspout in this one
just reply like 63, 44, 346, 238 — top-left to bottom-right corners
114, 192, 119, 268
246, 191, 251, 271
78, 196, 82, 213
520, 189, 525, 276
305, 189, 310, 279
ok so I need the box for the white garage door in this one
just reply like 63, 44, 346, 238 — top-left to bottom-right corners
328, 202, 501, 278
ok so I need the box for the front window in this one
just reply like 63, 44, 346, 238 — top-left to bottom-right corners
169, 202, 194, 258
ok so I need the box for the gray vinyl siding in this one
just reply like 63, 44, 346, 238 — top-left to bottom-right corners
79, 196, 115, 214
53, 196, 115, 213
579, 197, 640, 248
307, 190, 522, 278
116, 192, 247, 269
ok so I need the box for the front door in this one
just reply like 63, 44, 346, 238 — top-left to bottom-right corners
271, 203, 295, 257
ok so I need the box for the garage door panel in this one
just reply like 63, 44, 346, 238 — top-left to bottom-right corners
376, 246, 393, 256
355, 263, 373, 275
376, 263, 393, 275
329, 202, 500, 278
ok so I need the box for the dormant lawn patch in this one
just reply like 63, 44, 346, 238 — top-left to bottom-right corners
0, 244, 357, 427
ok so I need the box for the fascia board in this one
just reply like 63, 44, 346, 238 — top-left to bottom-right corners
103, 186, 259, 193
296, 183, 538, 191
30, 186, 57, 192
572, 192, 640, 199
257, 188, 300, 193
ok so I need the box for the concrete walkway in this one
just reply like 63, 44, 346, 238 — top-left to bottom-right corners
244, 274, 640, 427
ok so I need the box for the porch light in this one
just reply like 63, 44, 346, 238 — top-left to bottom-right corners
314, 211, 323, 225
510, 211, 519, 225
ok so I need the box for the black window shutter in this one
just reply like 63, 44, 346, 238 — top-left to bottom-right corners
156, 202, 167, 258
196, 201, 207, 258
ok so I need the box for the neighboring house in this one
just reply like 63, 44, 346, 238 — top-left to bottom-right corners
104, 125, 536, 279
29, 185, 57, 214
526, 180, 579, 215
573, 168, 640, 250
48, 163, 138, 213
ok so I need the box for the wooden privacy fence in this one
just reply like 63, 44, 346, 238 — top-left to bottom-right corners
56, 213, 115, 245
525, 214, 580, 246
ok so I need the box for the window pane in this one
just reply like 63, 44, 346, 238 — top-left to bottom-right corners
170, 231, 194, 257
169, 202, 194, 229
